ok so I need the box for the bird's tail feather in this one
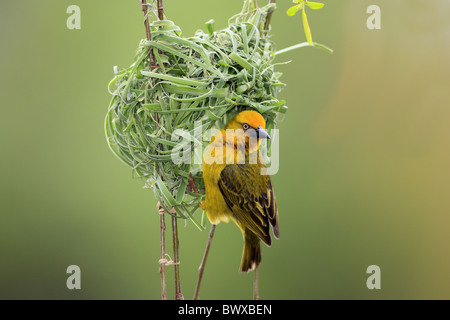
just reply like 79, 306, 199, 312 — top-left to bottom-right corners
239, 232, 261, 273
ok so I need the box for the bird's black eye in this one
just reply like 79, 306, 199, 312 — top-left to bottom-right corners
242, 123, 249, 130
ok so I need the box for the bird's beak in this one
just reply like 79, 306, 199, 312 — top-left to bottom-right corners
256, 126, 271, 140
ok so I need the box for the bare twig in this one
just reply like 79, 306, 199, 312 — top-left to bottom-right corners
140, 0, 160, 124
157, 202, 167, 300
263, 0, 276, 34
188, 173, 199, 194
193, 224, 216, 300
172, 216, 184, 300
188, 172, 202, 207
253, 265, 260, 300
157, 0, 164, 20
140, 0, 156, 68
142, 1, 174, 301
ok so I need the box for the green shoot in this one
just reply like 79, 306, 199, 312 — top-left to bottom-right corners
287, 0, 325, 46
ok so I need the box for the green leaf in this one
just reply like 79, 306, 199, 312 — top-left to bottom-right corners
175, 178, 188, 204
302, 8, 313, 46
313, 42, 334, 54
229, 52, 254, 73
305, 1, 324, 9
156, 177, 178, 207
140, 71, 208, 87
205, 19, 215, 36
274, 41, 334, 55
287, 5, 301, 16
201, 211, 207, 228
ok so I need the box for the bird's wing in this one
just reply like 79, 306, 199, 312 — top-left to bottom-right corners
218, 163, 279, 246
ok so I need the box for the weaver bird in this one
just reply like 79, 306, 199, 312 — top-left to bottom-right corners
194, 110, 279, 299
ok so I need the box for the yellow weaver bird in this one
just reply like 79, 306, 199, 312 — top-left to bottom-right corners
194, 110, 279, 299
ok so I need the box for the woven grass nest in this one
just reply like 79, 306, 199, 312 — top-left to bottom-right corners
105, 0, 287, 230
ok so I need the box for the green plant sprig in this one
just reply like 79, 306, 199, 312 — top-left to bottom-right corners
287, 0, 325, 47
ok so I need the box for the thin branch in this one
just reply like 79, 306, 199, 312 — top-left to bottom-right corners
188, 173, 199, 194
193, 224, 216, 300
145, 2, 169, 300
253, 265, 260, 300
157, 0, 164, 20
140, 0, 156, 68
263, 0, 276, 34
157, 202, 168, 300
188, 172, 202, 207
172, 216, 184, 300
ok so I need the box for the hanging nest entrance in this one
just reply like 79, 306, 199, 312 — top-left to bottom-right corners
105, 0, 287, 229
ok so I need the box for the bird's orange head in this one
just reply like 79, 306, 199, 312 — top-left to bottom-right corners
225, 110, 270, 140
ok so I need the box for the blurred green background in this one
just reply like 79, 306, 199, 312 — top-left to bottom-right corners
1, 0, 449, 299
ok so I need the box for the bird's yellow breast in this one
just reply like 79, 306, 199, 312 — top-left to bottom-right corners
202, 160, 232, 225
